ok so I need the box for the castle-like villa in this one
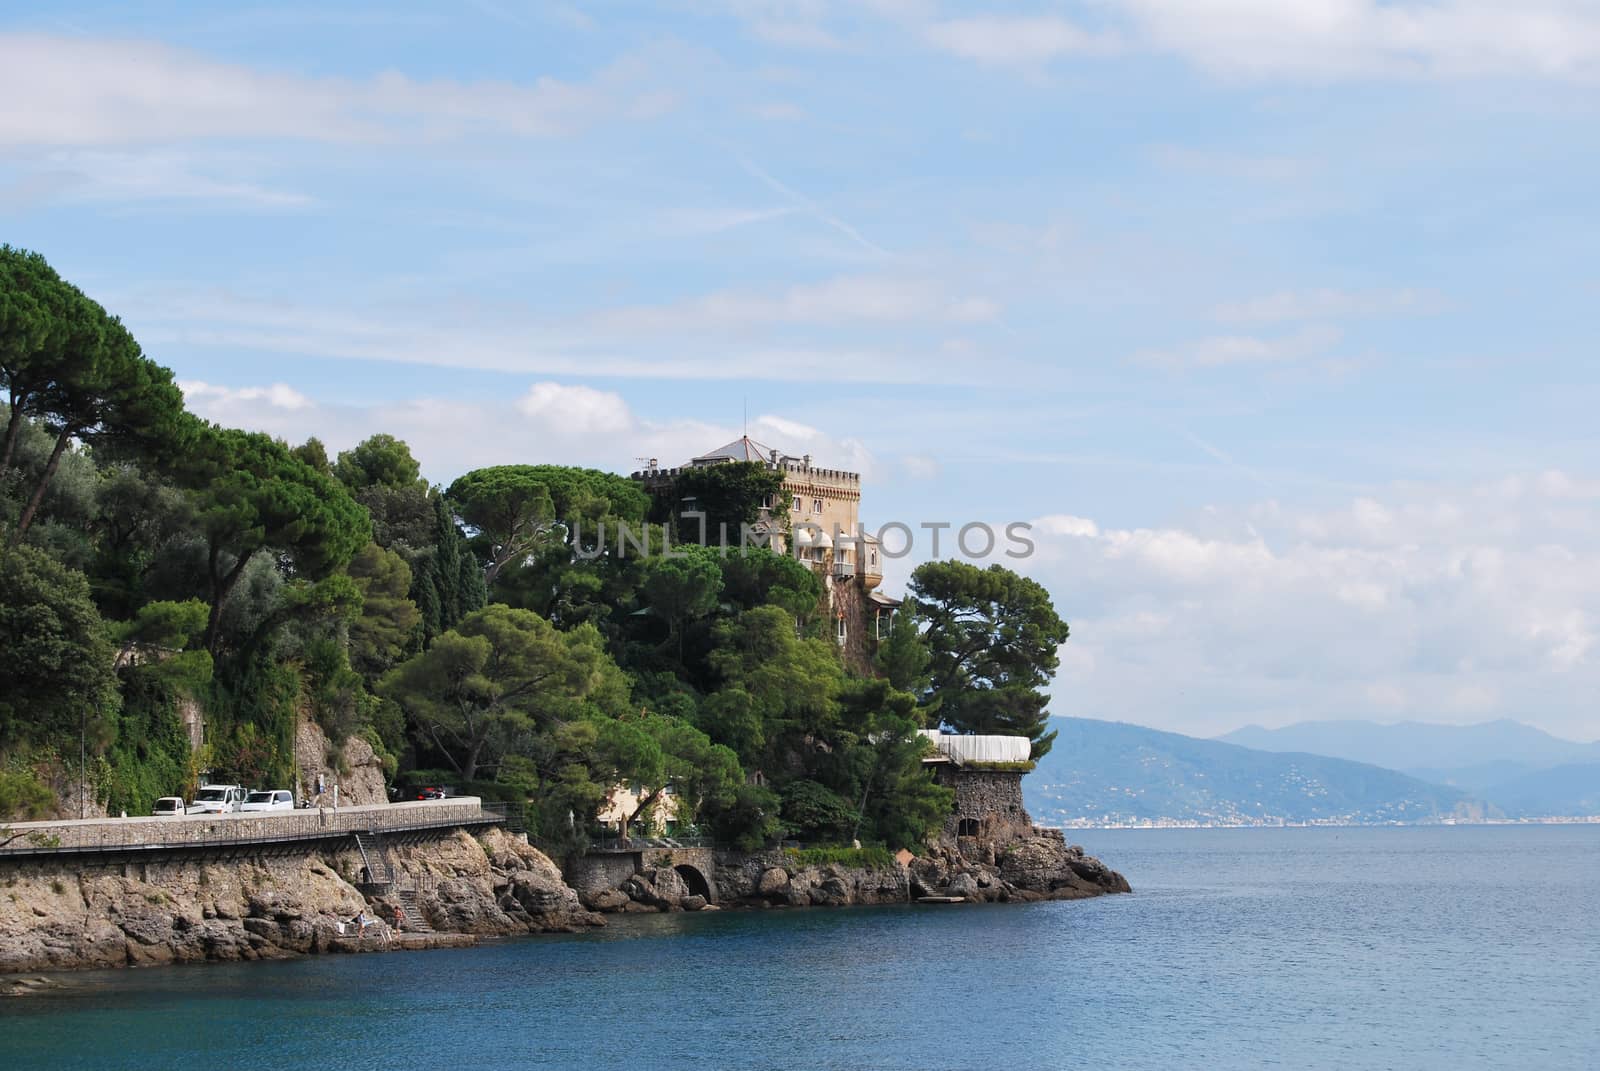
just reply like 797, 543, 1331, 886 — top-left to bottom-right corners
630, 436, 1040, 848
632, 435, 902, 664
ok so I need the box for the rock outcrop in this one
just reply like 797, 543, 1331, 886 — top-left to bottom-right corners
912, 828, 1131, 902
578, 827, 1128, 915
0, 829, 598, 975
294, 719, 389, 807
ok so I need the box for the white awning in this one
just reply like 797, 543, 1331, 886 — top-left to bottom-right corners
918, 730, 1031, 764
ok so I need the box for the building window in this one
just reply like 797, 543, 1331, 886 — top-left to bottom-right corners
836, 616, 847, 645
812, 498, 823, 514
791, 495, 802, 512
957, 818, 980, 837
869, 549, 878, 568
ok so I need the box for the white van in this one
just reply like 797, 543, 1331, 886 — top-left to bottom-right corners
189, 785, 248, 813
240, 789, 295, 812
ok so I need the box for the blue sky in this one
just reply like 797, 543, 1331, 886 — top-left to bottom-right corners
4, 2, 1599, 740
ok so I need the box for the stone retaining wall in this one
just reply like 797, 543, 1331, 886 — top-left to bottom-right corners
1, 799, 490, 853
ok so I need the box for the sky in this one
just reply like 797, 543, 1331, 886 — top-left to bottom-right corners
4, 1, 1599, 742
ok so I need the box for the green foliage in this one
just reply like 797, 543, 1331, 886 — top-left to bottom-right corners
290, 437, 331, 475
656, 462, 785, 546
182, 425, 371, 652
640, 547, 723, 661
205, 647, 299, 788
99, 660, 197, 816
334, 433, 421, 491
1, 247, 189, 544
0, 768, 54, 821
719, 546, 825, 622
409, 489, 483, 643
909, 560, 1070, 759
449, 464, 648, 587
0, 247, 981, 850
875, 605, 933, 705
779, 779, 860, 842
114, 598, 209, 650
704, 782, 781, 851
0, 545, 119, 750
379, 605, 630, 781
783, 845, 897, 869
708, 605, 843, 767
346, 542, 421, 680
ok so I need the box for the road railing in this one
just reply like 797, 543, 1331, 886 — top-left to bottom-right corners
0, 798, 496, 856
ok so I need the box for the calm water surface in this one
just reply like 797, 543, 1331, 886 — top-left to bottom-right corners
3, 826, 1596, 1070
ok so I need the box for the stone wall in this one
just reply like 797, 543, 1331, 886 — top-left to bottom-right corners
936, 768, 1033, 846
563, 852, 641, 902
714, 850, 911, 907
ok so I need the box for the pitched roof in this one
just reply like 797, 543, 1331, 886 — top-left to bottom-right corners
691, 435, 777, 465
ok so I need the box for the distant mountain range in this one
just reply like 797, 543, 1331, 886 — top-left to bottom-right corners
1217, 719, 1600, 817
1026, 718, 1491, 827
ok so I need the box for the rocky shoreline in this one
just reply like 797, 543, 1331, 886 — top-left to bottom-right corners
0, 827, 1128, 980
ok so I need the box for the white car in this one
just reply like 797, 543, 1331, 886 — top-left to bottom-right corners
189, 784, 248, 813
151, 796, 188, 816
239, 789, 295, 812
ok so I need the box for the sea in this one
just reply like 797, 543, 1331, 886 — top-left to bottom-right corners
2, 825, 1595, 1070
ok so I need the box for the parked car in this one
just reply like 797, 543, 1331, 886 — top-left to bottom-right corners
151, 796, 188, 816
239, 789, 295, 812
188, 784, 248, 813
412, 785, 449, 800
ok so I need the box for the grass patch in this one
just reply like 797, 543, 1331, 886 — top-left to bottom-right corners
961, 760, 1036, 772
783, 845, 896, 870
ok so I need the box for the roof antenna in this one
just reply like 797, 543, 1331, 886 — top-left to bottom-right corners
743, 396, 748, 440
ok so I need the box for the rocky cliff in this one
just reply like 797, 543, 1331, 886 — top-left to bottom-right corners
577, 830, 1129, 915
293, 719, 389, 807
0, 828, 598, 974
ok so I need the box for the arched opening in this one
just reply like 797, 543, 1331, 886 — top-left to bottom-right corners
675, 864, 713, 902
957, 818, 980, 838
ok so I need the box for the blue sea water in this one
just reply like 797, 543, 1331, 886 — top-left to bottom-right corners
2, 825, 1596, 1070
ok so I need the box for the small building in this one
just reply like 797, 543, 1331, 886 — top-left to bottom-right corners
919, 731, 1035, 846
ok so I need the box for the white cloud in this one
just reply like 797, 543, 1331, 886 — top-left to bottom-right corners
118, 284, 983, 385
1027, 473, 1600, 740
180, 380, 312, 410
9, 150, 313, 209
1214, 287, 1444, 324
923, 16, 1119, 65
0, 34, 666, 148
1110, 0, 1600, 81
515, 382, 633, 435
176, 378, 880, 487
1132, 324, 1342, 369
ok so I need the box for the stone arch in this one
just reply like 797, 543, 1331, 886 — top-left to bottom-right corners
674, 863, 713, 902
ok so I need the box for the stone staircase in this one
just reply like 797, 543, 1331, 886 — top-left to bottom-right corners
395, 886, 432, 932
353, 830, 395, 886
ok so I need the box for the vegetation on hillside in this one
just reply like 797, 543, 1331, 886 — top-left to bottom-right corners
0, 245, 1075, 853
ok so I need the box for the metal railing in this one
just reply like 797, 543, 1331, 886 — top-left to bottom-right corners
586, 834, 716, 852
0, 798, 499, 857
